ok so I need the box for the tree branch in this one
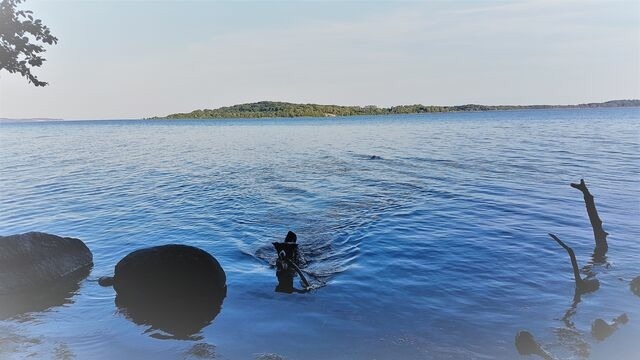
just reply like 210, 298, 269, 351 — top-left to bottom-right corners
549, 233, 582, 287
570, 179, 608, 254
549, 233, 599, 294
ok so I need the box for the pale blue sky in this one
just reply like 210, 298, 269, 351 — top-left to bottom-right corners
0, 0, 638, 119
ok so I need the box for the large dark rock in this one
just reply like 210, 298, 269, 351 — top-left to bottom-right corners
112, 244, 226, 302
105, 244, 227, 339
0, 232, 93, 318
0, 232, 92, 294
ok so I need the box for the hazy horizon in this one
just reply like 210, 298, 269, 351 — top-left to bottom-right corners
1, 98, 639, 121
1, 0, 639, 120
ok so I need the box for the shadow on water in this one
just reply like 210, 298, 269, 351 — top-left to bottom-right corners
0, 266, 91, 320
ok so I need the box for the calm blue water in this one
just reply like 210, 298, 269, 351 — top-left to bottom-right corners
0, 108, 639, 359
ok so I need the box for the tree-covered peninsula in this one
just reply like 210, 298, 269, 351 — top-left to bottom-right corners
152, 99, 640, 119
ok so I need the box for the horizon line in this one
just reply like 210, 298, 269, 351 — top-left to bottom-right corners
2, 98, 638, 121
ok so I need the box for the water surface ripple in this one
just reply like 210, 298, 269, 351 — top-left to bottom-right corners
0, 108, 639, 359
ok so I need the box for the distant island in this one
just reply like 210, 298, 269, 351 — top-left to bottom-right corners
151, 99, 640, 119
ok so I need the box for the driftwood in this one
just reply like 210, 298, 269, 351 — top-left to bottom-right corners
535, 181, 609, 358
570, 179, 608, 256
549, 233, 599, 294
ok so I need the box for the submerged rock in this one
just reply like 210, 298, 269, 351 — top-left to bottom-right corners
630, 276, 640, 297
102, 244, 227, 339
591, 314, 629, 341
515, 331, 556, 360
0, 232, 92, 318
185, 342, 217, 359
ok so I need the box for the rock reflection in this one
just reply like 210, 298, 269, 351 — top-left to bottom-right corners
0, 266, 90, 320
116, 290, 225, 340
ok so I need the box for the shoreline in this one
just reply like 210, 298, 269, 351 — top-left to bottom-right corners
150, 99, 640, 120
1, 104, 638, 123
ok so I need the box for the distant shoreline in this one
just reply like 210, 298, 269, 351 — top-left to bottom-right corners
1, 100, 638, 122
0, 118, 64, 122
151, 99, 640, 120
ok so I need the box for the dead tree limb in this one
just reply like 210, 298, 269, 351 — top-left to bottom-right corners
549, 233, 599, 294
570, 179, 608, 255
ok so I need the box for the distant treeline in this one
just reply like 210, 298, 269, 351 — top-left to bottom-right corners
152, 99, 640, 119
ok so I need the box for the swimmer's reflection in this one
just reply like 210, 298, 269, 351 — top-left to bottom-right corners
115, 289, 225, 340
275, 261, 306, 294
0, 266, 90, 320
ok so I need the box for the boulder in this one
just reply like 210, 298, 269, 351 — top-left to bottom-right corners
0, 232, 92, 294
103, 244, 226, 339
110, 244, 226, 302
0, 232, 92, 318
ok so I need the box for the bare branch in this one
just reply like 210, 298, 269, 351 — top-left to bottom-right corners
570, 179, 608, 255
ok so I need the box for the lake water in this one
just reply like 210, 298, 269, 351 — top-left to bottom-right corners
0, 108, 638, 359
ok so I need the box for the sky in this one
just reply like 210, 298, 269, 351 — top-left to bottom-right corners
0, 0, 638, 120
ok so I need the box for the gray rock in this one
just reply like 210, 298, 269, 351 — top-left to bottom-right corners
0, 232, 92, 318
0, 232, 92, 294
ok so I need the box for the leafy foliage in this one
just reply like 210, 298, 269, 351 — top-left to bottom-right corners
0, 0, 57, 86
154, 100, 640, 120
